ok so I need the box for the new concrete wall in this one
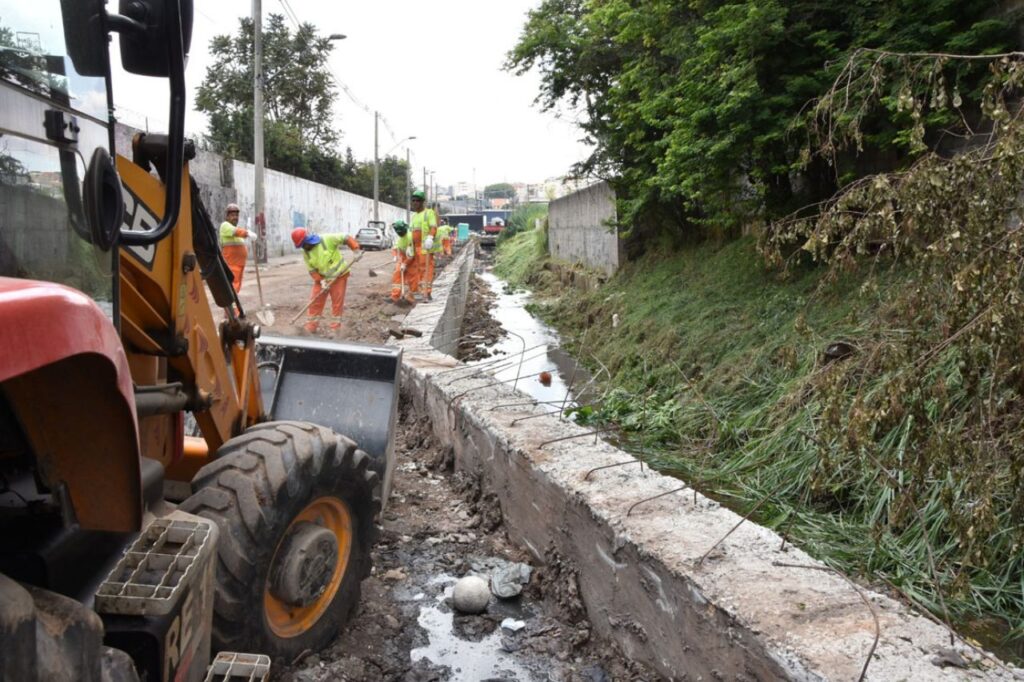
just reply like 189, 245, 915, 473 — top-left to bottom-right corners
548, 181, 621, 275
114, 123, 405, 256
393, 254, 1021, 681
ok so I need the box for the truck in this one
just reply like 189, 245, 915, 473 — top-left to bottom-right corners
0, 1, 399, 679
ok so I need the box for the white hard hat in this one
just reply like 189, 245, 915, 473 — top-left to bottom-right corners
225, 203, 240, 214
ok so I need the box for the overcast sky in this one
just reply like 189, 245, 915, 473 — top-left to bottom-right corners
109, 0, 591, 191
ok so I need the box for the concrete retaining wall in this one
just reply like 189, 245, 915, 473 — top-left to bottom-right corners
548, 181, 621, 275
393, 250, 1020, 681
114, 124, 405, 256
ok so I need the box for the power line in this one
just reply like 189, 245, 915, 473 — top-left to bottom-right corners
276, 0, 301, 28
269, 0, 401, 146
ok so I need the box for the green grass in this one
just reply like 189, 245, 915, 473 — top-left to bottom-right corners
496, 234, 1024, 661
494, 223, 548, 285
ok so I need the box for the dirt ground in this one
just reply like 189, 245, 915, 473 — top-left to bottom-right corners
234, 247, 422, 343
457, 274, 507, 362
241, 249, 653, 680
274, 402, 656, 682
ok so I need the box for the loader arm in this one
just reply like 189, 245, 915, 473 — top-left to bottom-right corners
117, 153, 263, 476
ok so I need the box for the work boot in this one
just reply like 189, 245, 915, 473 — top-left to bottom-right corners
303, 322, 318, 334
329, 323, 342, 332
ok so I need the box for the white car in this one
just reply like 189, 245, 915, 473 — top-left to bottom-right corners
355, 226, 392, 250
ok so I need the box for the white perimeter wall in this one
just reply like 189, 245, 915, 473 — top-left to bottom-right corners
232, 161, 406, 257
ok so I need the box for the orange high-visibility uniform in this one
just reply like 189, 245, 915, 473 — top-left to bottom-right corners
305, 272, 349, 332
390, 232, 417, 303
219, 221, 249, 292
411, 208, 437, 296
302, 233, 360, 332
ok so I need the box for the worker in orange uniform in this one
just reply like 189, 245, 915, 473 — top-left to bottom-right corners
219, 203, 254, 293
410, 190, 438, 300
291, 228, 361, 333
390, 220, 417, 305
437, 218, 453, 256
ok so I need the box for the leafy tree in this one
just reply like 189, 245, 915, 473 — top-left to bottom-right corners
484, 182, 516, 200
508, 0, 1016, 239
196, 14, 340, 175
195, 16, 411, 205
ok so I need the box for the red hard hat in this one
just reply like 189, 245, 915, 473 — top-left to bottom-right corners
291, 228, 307, 248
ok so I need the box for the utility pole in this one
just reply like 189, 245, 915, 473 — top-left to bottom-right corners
252, 0, 266, 262
422, 167, 428, 204
405, 148, 411, 224
372, 111, 379, 222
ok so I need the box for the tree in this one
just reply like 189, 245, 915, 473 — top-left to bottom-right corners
196, 14, 340, 174
507, 0, 1015, 238
484, 183, 516, 200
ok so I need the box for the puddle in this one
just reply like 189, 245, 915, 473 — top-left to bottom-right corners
472, 271, 593, 409
409, 573, 542, 681
410, 603, 539, 681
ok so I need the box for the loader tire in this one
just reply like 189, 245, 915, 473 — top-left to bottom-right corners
179, 421, 381, 659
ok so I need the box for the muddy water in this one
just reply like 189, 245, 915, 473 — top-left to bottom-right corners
470, 272, 593, 411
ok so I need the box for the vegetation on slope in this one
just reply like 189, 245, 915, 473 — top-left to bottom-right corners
497, 230, 1022, 657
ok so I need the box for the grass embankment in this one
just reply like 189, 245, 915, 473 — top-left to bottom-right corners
495, 229, 1024, 659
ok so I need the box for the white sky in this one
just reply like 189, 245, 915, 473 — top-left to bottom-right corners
109, 0, 592, 191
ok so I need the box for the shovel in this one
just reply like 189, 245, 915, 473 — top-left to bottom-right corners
289, 250, 365, 325
251, 241, 275, 326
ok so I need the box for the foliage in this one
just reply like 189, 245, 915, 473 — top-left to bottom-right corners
195, 15, 409, 203
498, 204, 548, 245
197, 14, 338, 154
507, 0, 1017, 237
494, 224, 549, 285
484, 182, 516, 200
527, 232, 1023, 654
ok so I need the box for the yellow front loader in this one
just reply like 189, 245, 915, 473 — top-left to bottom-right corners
0, 1, 399, 679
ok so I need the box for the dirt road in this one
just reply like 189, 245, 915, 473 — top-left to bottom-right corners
234, 248, 407, 343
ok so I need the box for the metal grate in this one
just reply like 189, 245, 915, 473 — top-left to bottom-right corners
203, 652, 272, 682
95, 518, 211, 615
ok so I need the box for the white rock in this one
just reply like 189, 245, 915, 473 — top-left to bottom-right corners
451, 576, 490, 614
501, 618, 526, 632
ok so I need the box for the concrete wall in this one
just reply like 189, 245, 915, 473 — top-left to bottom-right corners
232, 162, 406, 257
392, 258, 1021, 681
548, 181, 621, 275
113, 124, 405, 256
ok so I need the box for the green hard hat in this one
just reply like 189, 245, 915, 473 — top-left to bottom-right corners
411, 190, 426, 200
392, 220, 409, 234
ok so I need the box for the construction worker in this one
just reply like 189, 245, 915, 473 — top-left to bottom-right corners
410, 190, 438, 299
219, 203, 254, 293
390, 220, 417, 305
291, 228, 361, 333
436, 218, 453, 256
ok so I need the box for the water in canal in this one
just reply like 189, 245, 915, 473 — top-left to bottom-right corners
469, 271, 594, 410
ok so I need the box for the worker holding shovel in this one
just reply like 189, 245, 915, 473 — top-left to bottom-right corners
291, 228, 361, 334
389, 220, 417, 305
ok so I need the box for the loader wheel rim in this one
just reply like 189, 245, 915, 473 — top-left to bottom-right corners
264, 496, 353, 638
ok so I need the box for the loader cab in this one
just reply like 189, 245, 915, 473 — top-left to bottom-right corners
0, 0, 117, 310
0, 0, 197, 565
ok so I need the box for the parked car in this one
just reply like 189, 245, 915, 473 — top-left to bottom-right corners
356, 223, 393, 250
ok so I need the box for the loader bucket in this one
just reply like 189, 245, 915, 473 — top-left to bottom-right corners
256, 335, 401, 502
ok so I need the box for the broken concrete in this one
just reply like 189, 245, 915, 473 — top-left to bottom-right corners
392, 244, 1023, 681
